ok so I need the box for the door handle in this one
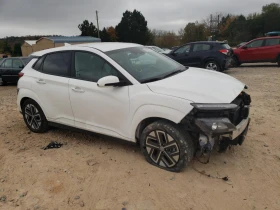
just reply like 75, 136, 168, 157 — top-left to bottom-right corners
71, 87, 85, 93
36, 79, 46, 84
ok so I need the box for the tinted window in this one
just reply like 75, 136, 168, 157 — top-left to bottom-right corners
247, 40, 263, 48
265, 38, 280, 46
13, 59, 23, 68
174, 45, 190, 54
33, 57, 44, 71
42, 52, 71, 76
75, 52, 120, 82
193, 44, 211, 52
4, 59, 12, 68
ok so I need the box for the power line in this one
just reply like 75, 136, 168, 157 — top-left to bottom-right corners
96, 10, 100, 38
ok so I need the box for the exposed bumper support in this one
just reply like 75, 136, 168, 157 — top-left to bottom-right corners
230, 118, 250, 140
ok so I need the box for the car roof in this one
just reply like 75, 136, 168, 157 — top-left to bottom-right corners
254, 36, 280, 40
0, 57, 27, 60
187, 41, 226, 45
31, 42, 142, 57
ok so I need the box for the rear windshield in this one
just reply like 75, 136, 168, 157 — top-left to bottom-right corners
21, 58, 30, 65
221, 43, 231, 49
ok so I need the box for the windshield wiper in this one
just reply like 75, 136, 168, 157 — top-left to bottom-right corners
141, 67, 188, 84
162, 68, 187, 79
141, 77, 163, 83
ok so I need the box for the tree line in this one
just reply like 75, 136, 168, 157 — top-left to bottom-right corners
1, 2, 279, 56
78, 2, 280, 47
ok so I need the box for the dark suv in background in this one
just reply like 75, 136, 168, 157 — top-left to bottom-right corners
0, 57, 30, 86
166, 41, 232, 72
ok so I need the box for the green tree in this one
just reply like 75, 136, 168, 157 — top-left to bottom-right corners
78, 20, 98, 37
3, 39, 12, 54
182, 22, 207, 43
261, 3, 280, 32
13, 43, 22, 56
100, 27, 110, 42
115, 10, 149, 44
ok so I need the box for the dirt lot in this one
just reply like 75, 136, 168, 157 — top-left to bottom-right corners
0, 64, 280, 210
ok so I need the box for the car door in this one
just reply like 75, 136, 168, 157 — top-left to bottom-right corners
0, 59, 13, 82
262, 38, 280, 61
168, 44, 191, 66
68, 50, 130, 139
31, 51, 75, 126
11, 58, 24, 83
239, 39, 265, 62
190, 43, 212, 67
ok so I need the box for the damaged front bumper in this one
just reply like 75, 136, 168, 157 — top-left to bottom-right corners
182, 92, 252, 162
195, 116, 250, 141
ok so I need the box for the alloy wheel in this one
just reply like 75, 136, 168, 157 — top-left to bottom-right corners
24, 104, 42, 130
206, 62, 218, 71
145, 130, 180, 168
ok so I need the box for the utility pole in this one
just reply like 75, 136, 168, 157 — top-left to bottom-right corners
96, 10, 100, 38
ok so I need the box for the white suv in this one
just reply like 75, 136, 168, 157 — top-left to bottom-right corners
17, 43, 251, 172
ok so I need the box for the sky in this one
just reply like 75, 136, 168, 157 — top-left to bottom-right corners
0, 0, 276, 38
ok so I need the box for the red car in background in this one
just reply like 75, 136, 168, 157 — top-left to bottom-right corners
232, 36, 280, 67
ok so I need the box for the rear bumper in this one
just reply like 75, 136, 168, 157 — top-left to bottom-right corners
222, 57, 231, 70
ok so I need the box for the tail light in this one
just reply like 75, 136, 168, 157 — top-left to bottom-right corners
219, 49, 229, 55
18, 72, 24, 78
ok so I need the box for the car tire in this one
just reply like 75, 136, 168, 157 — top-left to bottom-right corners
22, 99, 49, 133
205, 60, 221, 71
140, 120, 194, 172
277, 56, 280, 67
232, 56, 241, 67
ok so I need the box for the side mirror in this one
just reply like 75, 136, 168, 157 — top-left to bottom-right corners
242, 45, 248, 49
20, 65, 24, 69
97, 76, 125, 87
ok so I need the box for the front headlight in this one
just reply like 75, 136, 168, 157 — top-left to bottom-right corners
195, 118, 236, 134
191, 103, 237, 111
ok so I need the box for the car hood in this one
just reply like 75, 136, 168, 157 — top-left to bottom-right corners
147, 68, 245, 103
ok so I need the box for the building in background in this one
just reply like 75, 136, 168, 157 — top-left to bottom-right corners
21, 40, 36, 57
21, 36, 101, 56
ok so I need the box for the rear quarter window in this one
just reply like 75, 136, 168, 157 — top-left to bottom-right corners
32, 57, 44, 71
265, 38, 280, 46
221, 43, 231, 49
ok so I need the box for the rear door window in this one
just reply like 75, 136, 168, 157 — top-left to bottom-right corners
193, 44, 211, 52
265, 38, 280, 46
12, 59, 23, 68
42, 52, 71, 77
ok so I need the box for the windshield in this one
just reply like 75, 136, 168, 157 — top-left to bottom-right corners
152, 46, 164, 53
106, 47, 185, 83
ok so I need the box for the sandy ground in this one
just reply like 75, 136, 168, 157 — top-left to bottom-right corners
0, 64, 280, 210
